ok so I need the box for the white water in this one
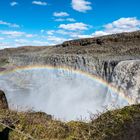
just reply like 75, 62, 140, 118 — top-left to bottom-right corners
0, 68, 128, 121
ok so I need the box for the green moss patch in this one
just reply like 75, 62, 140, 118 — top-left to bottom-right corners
0, 104, 140, 140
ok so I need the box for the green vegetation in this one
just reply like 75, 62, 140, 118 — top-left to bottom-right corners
0, 104, 140, 140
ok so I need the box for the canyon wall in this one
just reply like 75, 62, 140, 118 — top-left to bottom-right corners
8, 54, 119, 82
112, 60, 140, 104
0, 31, 140, 104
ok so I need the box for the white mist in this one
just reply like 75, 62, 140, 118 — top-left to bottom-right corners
0, 68, 128, 121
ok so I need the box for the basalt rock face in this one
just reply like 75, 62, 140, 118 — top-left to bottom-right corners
0, 31, 140, 103
7, 54, 119, 82
112, 60, 140, 103
0, 90, 8, 109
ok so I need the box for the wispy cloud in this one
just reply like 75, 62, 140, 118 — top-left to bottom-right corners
0, 20, 20, 28
14, 39, 49, 46
72, 0, 92, 12
10, 1, 18, 6
0, 30, 35, 38
46, 30, 55, 35
0, 31, 25, 37
0, 37, 4, 40
47, 36, 68, 44
55, 18, 76, 22
53, 12, 76, 22
32, 1, 47, 6
92, 17, 140, 36
0, 39, 49, 49
53, 12, 69, 17
59, 22, 90, 31
66, 18, 76, 22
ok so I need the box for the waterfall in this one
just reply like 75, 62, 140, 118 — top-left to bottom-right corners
0, 67, 129, 121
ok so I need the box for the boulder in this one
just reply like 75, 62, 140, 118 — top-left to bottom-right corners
0, 90, 8, 109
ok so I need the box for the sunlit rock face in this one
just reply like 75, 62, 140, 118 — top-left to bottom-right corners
0, 68, 128, 121
112, 60, 140, 104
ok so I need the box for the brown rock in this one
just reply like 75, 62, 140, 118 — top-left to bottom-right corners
0, 90, 8, 109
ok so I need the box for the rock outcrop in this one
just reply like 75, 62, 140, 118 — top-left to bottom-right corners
112, 60, 140, 103
0, 90, 8, 109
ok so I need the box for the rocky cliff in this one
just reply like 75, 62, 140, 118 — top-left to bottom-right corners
0, 31, 140, 103
112, 60, 140, 104
7, 54, 119, 82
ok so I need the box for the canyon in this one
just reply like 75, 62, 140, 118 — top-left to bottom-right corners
0, 31, 140, 104
0, 31, 140, 139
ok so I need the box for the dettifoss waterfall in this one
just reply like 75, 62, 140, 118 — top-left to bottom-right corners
0, 66, 129, 121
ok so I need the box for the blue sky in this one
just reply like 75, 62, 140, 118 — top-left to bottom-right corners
0, 0, 140, 49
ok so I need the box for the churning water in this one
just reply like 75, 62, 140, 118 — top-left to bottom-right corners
0, 67, 128, 121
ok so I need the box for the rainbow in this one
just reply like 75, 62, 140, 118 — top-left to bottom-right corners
0, 64, 135, 105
